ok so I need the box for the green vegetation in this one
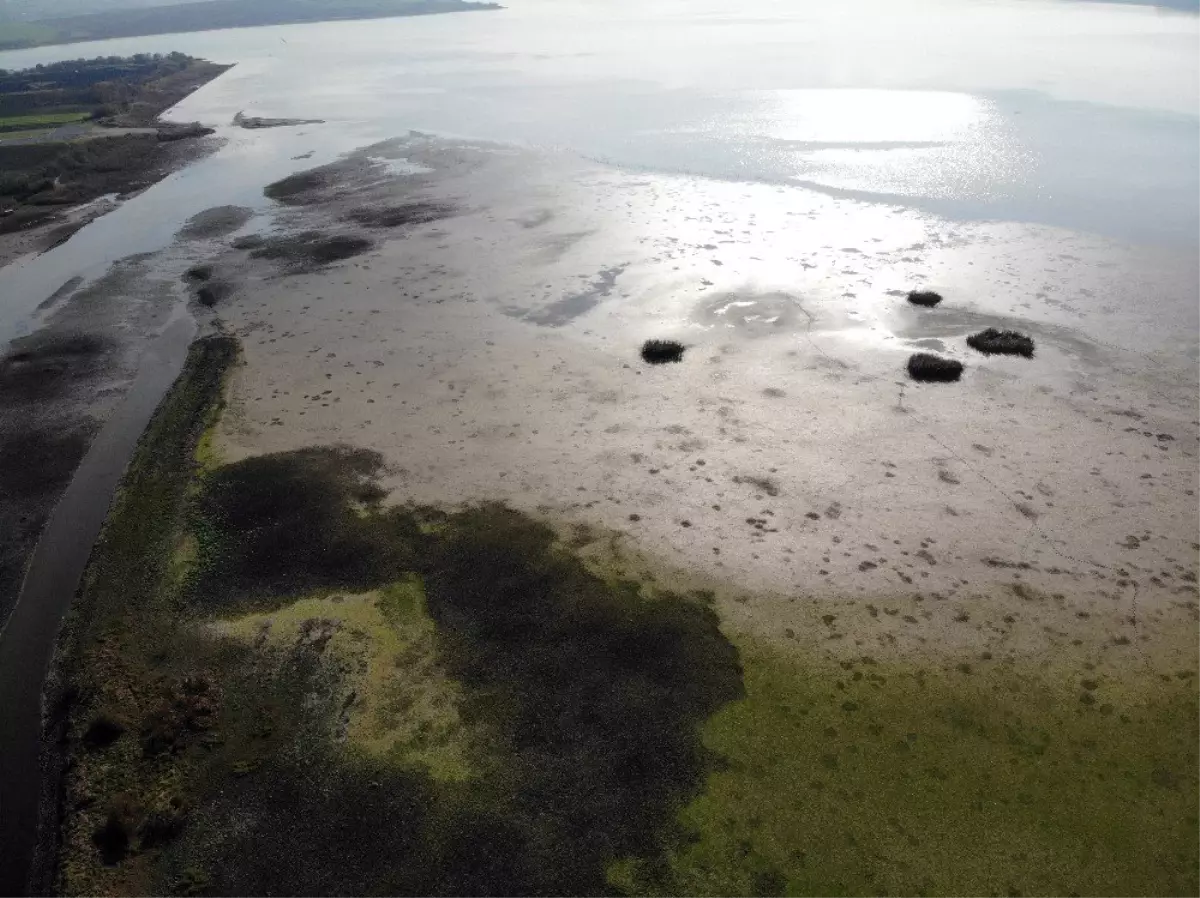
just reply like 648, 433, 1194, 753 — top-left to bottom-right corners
907, 352, 964, 383
53, 334, 1197, 896
0, 0, 501, 51
642, 338, 687, 364
967, 327, 1036, 358
50, 335, 236, 892
907, 290, 944, 307
55, 381, 743, 895
0, 53, 205, 119
0, 54, 227, 231
617, 642, 1198, 896
0, 111, 90, 133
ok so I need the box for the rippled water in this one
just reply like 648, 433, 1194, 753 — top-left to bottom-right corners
0, 0, 1196, 339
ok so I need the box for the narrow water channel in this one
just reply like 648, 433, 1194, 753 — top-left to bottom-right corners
0, 312, 196, 897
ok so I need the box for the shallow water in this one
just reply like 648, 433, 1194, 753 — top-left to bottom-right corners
0, 0, 1196, 343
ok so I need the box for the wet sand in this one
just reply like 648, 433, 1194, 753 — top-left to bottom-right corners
209, 135, 1198, 669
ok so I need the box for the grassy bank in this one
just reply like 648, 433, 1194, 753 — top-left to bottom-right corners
53, 334, 1197, 896
0, 112, 90, 134
51, 334, 238, 894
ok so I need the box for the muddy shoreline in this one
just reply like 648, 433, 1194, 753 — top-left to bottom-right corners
37, 136, 1198, 894
0, 55, 234, 630
0, 58, 232, 271
0, 318, 200, 897
0, 124, 1195, 893
0, 194, 250, 890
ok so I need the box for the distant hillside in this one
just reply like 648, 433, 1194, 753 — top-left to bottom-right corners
0, 0, 500, 50
0, 0, 221, 23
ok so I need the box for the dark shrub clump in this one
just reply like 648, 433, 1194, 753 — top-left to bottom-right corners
907, 352, 963, 383
82, 713, 125, 750
195, 280, 233, 308
92, 795, 139, 865
188, 447, 407, 609
908, 290, 943, 307
967, 328, 1035, 358
641, 339, 685, 364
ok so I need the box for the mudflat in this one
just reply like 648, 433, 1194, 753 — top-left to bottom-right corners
47, 135, 1198, 895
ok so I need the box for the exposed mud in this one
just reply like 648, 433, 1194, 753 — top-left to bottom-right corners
263, 160, 379, 206
0, 252, 182, 629
176, 206, 254, 241
0, 331, 114, 403
346, 201, 453, 230
232, 111, 325, 130
246, 231, 374, 271
0, 422, 97, 629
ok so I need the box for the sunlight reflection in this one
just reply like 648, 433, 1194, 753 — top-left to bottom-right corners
757, 89, 987, 145
711, 89, 1023, 202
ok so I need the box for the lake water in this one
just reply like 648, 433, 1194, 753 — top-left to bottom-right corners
0, 0, 1196, 341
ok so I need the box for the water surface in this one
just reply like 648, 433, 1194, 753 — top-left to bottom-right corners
0, 0, 1195, 337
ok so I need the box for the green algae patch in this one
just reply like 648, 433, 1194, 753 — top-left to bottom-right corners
210, 579, 481, 781
615, 640, 1199, 897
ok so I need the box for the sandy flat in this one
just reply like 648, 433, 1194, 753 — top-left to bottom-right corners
206, 135, 1198, 671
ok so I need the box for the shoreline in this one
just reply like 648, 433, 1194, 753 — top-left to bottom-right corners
44, 324, 1200, 896
0, 110, 1190, 893
39, 134, 1199, 893
0, 317, 205, 896
0, 57, 237, 894
209, 136, 1199, 663
0, 57, 233, 272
